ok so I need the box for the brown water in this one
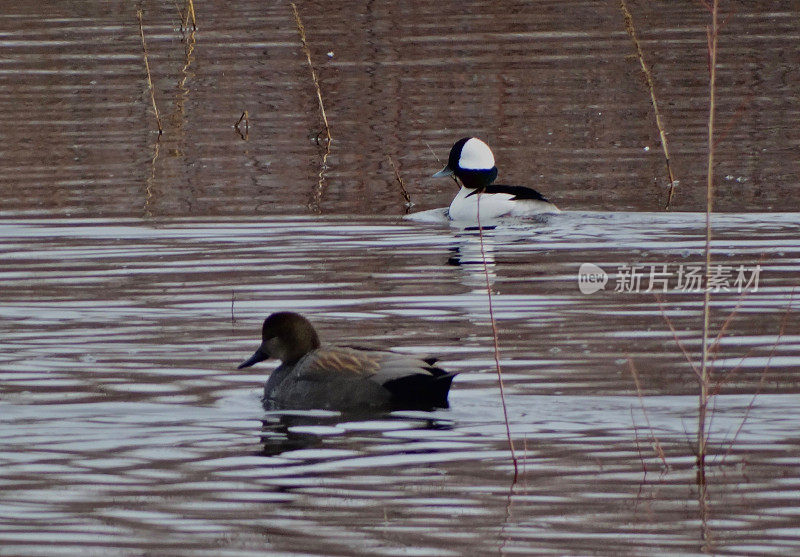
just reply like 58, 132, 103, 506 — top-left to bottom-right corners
1, 1, 799, 555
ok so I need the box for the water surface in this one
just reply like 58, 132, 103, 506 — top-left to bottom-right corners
3, 213, 800, 555
1, 1, 799, 555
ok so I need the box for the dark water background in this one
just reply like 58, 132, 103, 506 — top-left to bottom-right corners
1, 1, 799, 555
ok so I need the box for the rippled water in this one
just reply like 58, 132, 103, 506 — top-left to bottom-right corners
3, 213, 800, 555
1, 0, 799, 555
2, 1, 798, 218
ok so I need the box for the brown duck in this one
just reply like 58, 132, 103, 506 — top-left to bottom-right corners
238, 312, 456, 411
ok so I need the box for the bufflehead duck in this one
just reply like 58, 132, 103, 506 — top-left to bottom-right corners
238, 312, 456, 411
433, 137, 560, 221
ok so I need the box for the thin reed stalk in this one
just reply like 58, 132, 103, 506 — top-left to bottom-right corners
695, 6, 720, 549
136, 9, 163, 135
476, 192, 519, 479
619, 0, 677, 209
698, 0, 719, 473
627, 359, 668, 469
631, 407, 648, 477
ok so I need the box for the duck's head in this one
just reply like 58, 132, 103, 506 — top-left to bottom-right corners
433, 137, 498, 190
238, 312, 321, 369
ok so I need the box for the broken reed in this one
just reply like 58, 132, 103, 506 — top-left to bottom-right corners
387, 155, 412, 208
136, 9, 163, 135
619, 0, 677, 209
290, 3, 331, 144
290, 3, 331, 211
235, 110, 250, 140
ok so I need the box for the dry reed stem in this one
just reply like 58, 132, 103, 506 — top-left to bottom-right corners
136, 10, 163, 135
627, 358, 668, 468
706, 255, 764, 368
709, 348, 755, 397
185, 0, 196, 30
387, 155, 412, 208
476, 193, 518, 478
630, 407, 654, 515
172, 21, 195, 126
180, 21, 196, 70
308, 142, 331, 212
698, 0, 720, 472
522, 436, 529, 490
704, 346, 755, 451
697, 462, 711, 551
619, 0, 678, 209
707, 294, 745, 363
657, 275, 760, 459
291, 3, 331, 144
719, 295, 793, 465
655, 294, 701, 379
658, 283, 749, 381
703, 346, 753, 462
631, 407, 647, 478
144, 134, 160, 217
290, 3, 331, 212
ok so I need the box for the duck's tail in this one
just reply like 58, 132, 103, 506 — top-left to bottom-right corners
383, 367, 457, 410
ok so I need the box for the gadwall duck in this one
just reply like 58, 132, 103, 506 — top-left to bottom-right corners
238, 312, 456, 411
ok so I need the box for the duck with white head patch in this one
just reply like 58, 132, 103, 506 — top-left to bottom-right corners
433, 137, 560, 221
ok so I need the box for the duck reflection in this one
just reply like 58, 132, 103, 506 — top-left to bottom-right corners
258, 410, 454, 457
447, 221, 552, 288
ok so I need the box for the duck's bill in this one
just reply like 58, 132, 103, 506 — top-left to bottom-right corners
432, 165, 453, 178
238, 347, 269, 369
